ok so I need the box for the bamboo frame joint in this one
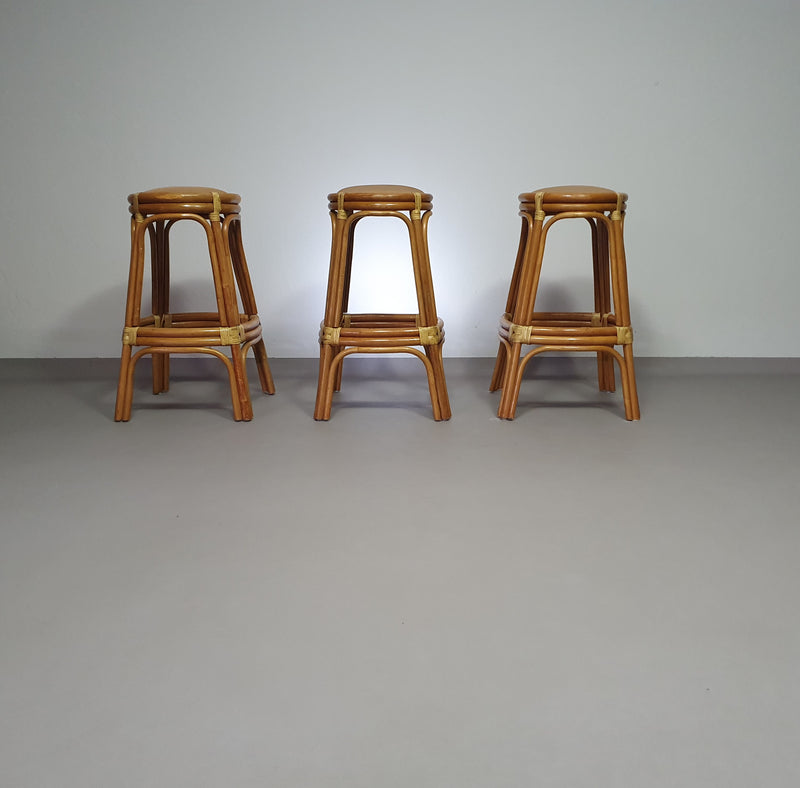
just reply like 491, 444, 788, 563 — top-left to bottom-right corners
534, 191, 544, 221
616, 326, 633, 345
132, 193, 143, 222
209, 191, 221, 222
411, 191, 422, 221
122, 326, 138, 345
533, 192, 545, 222
219, 325, 245, 345
320, 325, 341, 345
418, 324, 442, 345
508, 322, 533, 344
337, 191, 347, 220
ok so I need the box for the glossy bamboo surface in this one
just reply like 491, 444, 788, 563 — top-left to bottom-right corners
115, 187, 274, 421
315, 185, 450, 421
491, 186, 640, 421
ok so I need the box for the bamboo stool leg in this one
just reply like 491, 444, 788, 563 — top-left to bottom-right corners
425, 342, 451, 420
314, 210, 350, 420
497, 208, 545, 419
231, 346, 251, 421
251, 340, 275, 395
208, 217, 253, 421
490, 216, 529, 392
226, 218, 275, 395
497, 341, 522, 419
608, 208, 640, 421
160, 223, 172, 393
489, 344, 507, 393
592, 219, 615, 392
148, 222, 163, 394
149, 220, 172, 394
410, 211, 450, 421
334, 218, 358, 393
115, 216, 147, 422
600, 223, 615, 392
332, 350, 344, 392
314, 344, 337, 421
621, 344, 641, 421
115, 344, 134, 421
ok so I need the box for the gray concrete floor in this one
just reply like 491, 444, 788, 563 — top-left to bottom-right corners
1, 356, 799, 787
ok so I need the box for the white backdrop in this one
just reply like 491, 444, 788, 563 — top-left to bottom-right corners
1, 0, 798, 358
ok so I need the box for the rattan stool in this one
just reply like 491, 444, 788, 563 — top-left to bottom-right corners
115, 187, 274, 421
490, 185, 640, 421
314, 185, 451, 421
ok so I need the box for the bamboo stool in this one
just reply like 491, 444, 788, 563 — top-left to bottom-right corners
115, 187, 275, 421
314, 185, 451, 421
490, 186, 640, 421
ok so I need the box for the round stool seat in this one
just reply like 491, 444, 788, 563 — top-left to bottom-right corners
328, 185, 434, 212
519, 185, 625, 214
128, 187, 241, 217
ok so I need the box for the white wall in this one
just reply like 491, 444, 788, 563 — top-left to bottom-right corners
1, 0, 798, 358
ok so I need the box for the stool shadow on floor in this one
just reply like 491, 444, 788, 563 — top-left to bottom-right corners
121, 358, 252, 421
507, 354, 630, 419
317, 356, 446, 419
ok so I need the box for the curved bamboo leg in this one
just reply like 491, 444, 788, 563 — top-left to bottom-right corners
608, 204, 639, 421
497, 205, 545, 419
229, 347, 249, 421
325, 348, 347, 419
148, 222, 162, 394
226, 217, 275, 396
489, 342, 506, 392
421, 350, 443, 422
314, 346, 334, 419
229, 339, 252, 421
591, 218, 615, 393
332, 218, 358, 395
314, 343, 336, 420
315, 209, 351, 419
121, 349, 142, 421
504, 346, 533, 420
620, 344, 641, 421
491, 216, 529, 392
160, 222, 171, 394
425, 342, 451, 421
409, 210, 450, 420
497, 339, 522, 419
115, 216, 147, 421
150, 220, 171, 394
252, 338, 275, 394
333, 346, 344, 391
114, 345, 133, 421
208, 217, 252, 421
